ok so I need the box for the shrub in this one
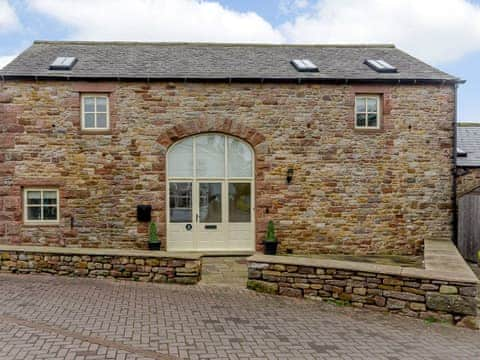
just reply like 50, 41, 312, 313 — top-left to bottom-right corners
148, 221, 159, 243
265, 220, 277, 243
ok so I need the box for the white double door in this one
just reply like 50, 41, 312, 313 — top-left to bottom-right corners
167, 180, 254, 251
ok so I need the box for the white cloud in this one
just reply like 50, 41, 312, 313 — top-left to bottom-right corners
26, 0, 480, 64
0, 55, 16, 68
0, 0, 20, 32
28, 0, 283, 43
281, 0, 480, 64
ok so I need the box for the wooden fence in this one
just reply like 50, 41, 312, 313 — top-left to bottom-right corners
458, 191, 480, 262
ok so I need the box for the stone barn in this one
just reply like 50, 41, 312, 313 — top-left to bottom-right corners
0, 41, 461, 256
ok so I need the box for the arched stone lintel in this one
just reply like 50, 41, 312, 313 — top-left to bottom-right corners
157, 119, 270, 250
156, 119, 266, 151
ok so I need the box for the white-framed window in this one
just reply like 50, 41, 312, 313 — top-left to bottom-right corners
355, 95, 381, 129
23, 189, 59, 224
81, 94, 109, 130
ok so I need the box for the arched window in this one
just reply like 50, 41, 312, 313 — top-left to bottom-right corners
167, 133, 253, 179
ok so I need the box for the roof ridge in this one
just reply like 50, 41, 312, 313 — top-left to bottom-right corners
33, 40, 396, 48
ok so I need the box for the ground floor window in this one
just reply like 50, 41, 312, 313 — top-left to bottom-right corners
24, 189, 59, 224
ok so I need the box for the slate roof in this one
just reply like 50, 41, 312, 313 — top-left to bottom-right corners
0, 41, 461, 83
457, 127, 480, 167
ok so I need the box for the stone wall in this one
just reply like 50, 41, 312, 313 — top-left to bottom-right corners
0, 80, 455, 255
0, 247, 201, 284
247, 258, 478, 329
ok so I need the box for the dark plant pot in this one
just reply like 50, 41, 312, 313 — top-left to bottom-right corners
263, 241, 278, 255
148, 242, 161, 251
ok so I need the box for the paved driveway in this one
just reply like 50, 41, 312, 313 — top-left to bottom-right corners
0, 274, 479, 360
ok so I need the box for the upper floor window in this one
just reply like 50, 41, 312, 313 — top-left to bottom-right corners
81, 94, 109, 130
355, 95, 380, 129
24, 189, 59, 224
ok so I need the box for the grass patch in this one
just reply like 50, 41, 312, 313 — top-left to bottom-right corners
424, 316, 438, 324
326, 299, 351, 307
246, 280, 278, 294
424, 316, 450, 325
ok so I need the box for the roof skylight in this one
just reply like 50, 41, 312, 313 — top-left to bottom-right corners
291, 59, 318, 72
364, 59, 397, 73
457, 147, 467, 157
49, 57, 77, 70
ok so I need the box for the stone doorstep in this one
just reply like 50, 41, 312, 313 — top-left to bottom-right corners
247, 240, 479, 285
0, 244, 201, 260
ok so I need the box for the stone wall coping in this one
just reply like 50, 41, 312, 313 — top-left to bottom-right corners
247, 240, 479, 284
0, 245, 201, 260
248, 253, 401, 274
422, 239, 478, 283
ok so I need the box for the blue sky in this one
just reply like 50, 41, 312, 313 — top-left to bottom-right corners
1, 0, 479, 121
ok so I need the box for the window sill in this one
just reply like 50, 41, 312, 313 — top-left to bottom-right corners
23, 222, 60, 227
79, 129, 113, 135
353, 127, 383, 134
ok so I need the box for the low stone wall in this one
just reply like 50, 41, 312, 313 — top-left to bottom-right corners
0, 245, 201, 284
247, 251, 479, 329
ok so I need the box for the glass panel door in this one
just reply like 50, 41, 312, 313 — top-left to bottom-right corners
228, 183, 251, 222
167, 133, 255, 251
199, 183, 222, 223
169, 182, 192, 223
227, 182, 253, 250
196, 182, 225, 250
167, 182, 195, 251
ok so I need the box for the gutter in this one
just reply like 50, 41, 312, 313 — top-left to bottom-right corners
0, 74, 466, 85
452, 84, 459, 246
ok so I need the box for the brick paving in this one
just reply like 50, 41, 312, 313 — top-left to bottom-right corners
0, 273, 479, 359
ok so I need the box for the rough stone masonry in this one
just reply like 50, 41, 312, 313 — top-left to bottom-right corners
0, 247, 202, 284
0, 80, 455, 255
247, 259, 478, 329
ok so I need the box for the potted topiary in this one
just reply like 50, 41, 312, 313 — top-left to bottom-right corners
263, 220, 278, 255
148, 221, 161, 250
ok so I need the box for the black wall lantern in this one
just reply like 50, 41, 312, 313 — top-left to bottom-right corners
286, 168, 294, 184
137, 205, 152, 222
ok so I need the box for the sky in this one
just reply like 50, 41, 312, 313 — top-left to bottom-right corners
0, 0, 479, 121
